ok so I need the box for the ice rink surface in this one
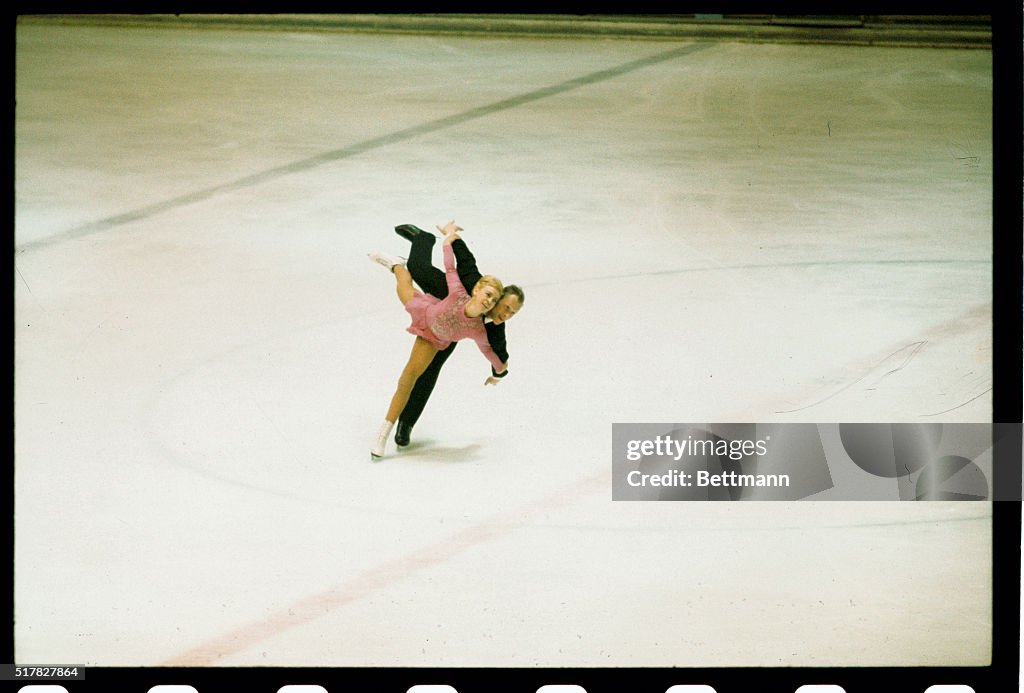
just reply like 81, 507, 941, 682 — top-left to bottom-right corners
14, 20, 998, 670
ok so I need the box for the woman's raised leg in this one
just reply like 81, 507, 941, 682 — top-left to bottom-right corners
393, 265, 417, 306
369, 251, 416, 305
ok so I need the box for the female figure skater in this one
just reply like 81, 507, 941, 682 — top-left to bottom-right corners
368, 220, 508, 459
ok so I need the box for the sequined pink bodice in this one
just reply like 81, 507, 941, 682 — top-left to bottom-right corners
402, 243, 505, 373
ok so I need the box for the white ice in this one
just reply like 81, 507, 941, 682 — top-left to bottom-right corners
14, 21, 995, 668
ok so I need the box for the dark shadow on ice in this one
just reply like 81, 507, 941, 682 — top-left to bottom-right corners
396, 441, 483, 463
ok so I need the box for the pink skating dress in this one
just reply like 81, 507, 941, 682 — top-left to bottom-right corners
404, 243, 506, 373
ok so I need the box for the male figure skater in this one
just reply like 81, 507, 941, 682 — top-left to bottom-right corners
393, 223, 525, 448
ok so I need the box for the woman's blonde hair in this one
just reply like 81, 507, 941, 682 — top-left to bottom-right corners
473, 275, 503, 296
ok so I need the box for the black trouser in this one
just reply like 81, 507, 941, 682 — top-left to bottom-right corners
399, 233, 458, 430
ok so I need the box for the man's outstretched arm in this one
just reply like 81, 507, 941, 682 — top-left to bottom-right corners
451, 238, 483, 294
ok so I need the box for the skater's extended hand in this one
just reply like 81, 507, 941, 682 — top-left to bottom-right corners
437, 220, 463, 237
484, 376, 502, 386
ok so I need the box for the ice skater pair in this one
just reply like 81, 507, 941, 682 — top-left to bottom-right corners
368, 220, 524, 459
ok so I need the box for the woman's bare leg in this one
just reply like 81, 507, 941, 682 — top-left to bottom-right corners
370, 252, 417, 305
393, 265, 417, 305
386, 336, 437, 422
